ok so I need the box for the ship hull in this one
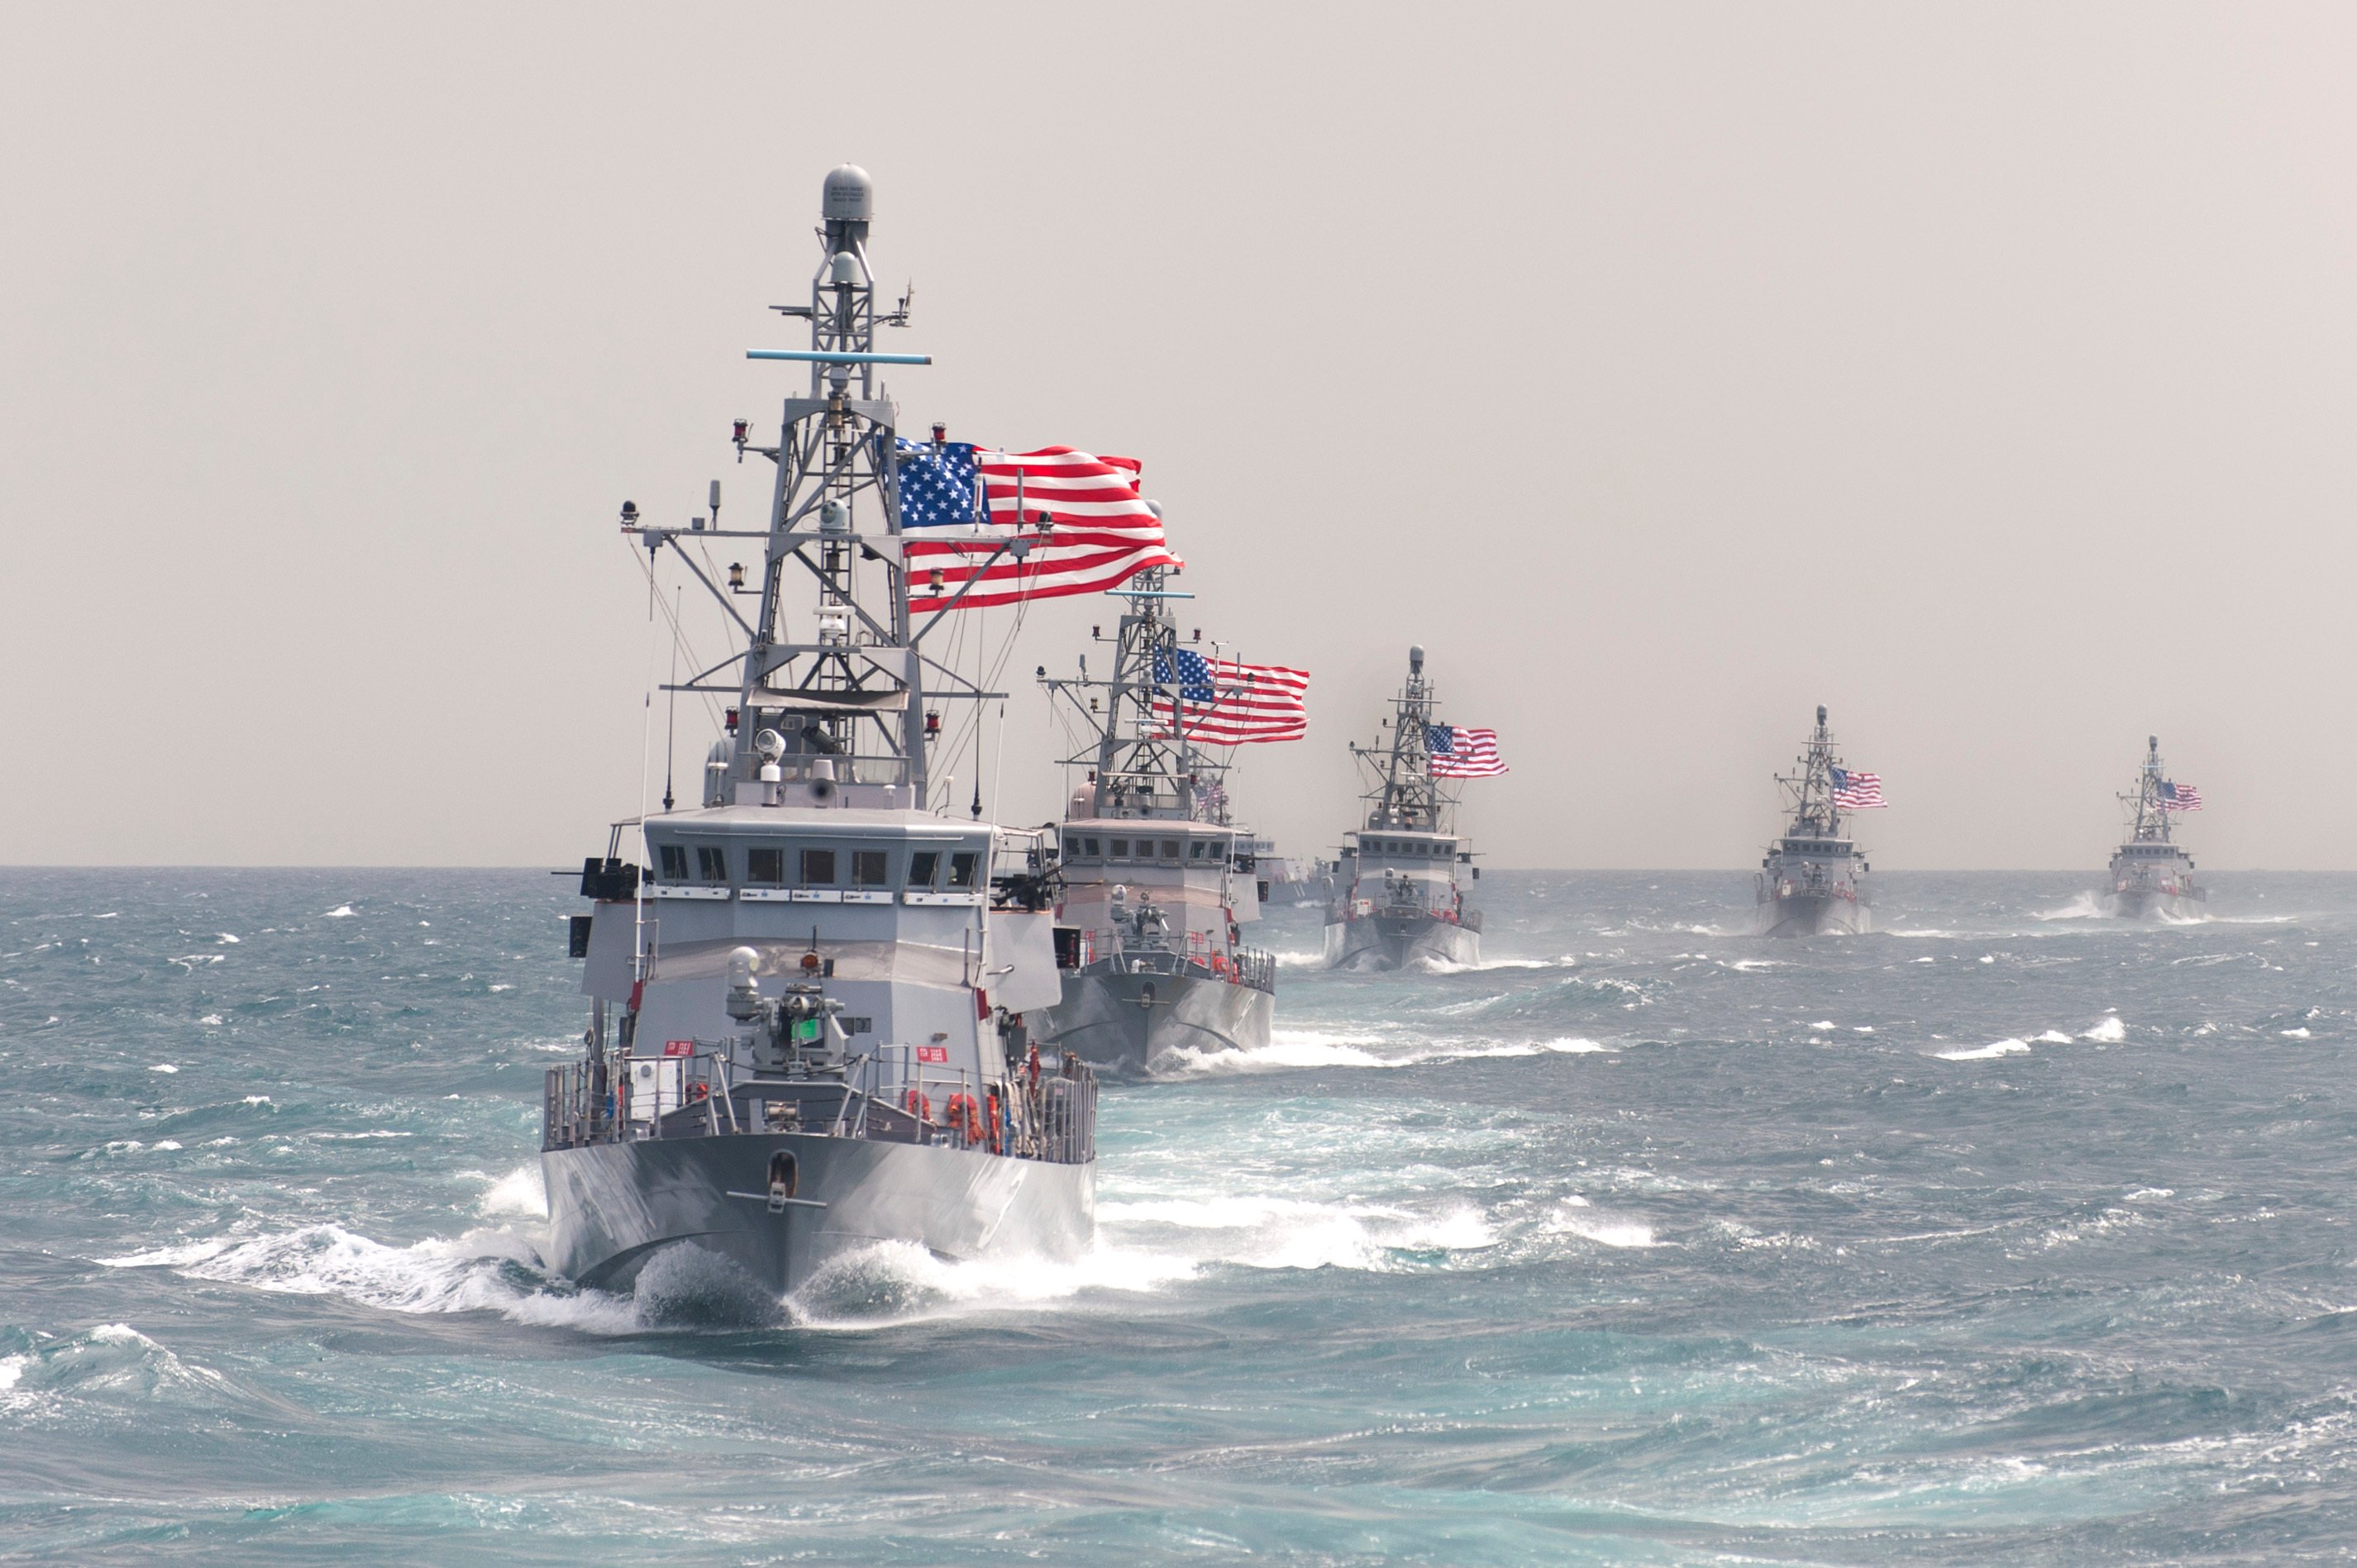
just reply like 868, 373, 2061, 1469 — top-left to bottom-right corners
1028, 967, 1273, 1071
1261, 871, 1334, 907
2104, 886, 2207, 921
541, 1132, 1093, 1298
1324, 911, 1481, 970
1757, 892, 1873, 938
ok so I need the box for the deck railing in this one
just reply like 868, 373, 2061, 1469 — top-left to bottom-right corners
544, 1046, 1095, 1165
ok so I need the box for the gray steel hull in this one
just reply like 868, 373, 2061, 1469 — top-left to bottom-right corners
2105, 887, 2207, 921
1028, 967, 1273, 1070
541, 1132, 1093, 1298
1323, 912, 1481, 970
1757, 892, 1873, 937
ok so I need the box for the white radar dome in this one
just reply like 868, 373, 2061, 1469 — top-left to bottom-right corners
822, 164, 874, 222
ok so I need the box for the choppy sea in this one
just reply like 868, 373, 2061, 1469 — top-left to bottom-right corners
3, 868, 2355, 1565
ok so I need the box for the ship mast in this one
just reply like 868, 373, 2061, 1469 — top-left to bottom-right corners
1039, 566, 1233, 822
624, 165, 1017, 811
2123, 734, 2173, 845
1777, 704, 1844, 838
1353, 646, 1451, 832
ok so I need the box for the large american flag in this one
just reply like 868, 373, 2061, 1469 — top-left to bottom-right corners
2158, 780, 2204, 812
1427, 724, 1505, 778
1830, 765, 1885, 810
897, 441, 1181, 611
1148, 647, 1310, 745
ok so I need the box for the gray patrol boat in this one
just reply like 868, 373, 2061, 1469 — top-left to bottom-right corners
542, 165, 1095, 1300
2105, 736, 2206, 919
1027, 570, 1276, 1070
1755, 705, 1874, 937
1324, 646, 1483, 970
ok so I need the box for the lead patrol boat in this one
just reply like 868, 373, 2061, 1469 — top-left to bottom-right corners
1755, 705, 1874, 937
1026, 570, 1276, 1070
2104, 736, 2206, 919
542, 166, 1095, 1300
1324, 646, 1484, 969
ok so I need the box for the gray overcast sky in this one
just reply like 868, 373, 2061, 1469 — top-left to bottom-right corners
5, 2, 2353, 870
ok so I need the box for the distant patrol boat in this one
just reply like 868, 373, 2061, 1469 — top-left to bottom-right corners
1756, 705, 1879, 937
1324, 646, 1491, 970
2105, 736, 2206, 919
542, 166, 1094, 1299
1026, 570, 1289, 1070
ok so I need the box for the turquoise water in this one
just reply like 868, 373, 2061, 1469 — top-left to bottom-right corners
3, 868, 2354, 1563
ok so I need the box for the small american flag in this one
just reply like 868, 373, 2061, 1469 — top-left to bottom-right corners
898, 441, 1180, 610
1150, 647, 1310, 745
2159, 781, 2204, 812
1427, 725, 1505, 778
1830, 765, 1885, 810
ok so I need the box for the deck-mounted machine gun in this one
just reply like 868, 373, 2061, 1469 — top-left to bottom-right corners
725, 947, 850, 1076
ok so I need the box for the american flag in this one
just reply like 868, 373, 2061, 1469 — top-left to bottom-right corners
896, 441, 1180, 610
1148, 647, 1310, 745
1426, 724, 1506, 778
2159, 780, 2204, 812
1829, 765, 1885, 810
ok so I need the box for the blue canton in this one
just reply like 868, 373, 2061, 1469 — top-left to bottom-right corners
1153, 647, 1217, 701
895, 437, 980, 528
1426, 723, 1456, 755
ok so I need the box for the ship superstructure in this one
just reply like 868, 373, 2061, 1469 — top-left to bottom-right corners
1324, 646, 1484, 969
542, 166, 1095, 1301
1755, 705, 1875, 937
1027, 571, 1276, 1070
2105, 736, 2206, 919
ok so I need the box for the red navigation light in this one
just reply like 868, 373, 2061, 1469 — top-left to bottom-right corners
923, 711, 941, 736
732, 419, 749, 442
931, 422, 947, 443
724, 708, 739, 733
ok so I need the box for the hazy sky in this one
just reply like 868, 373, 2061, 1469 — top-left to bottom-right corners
7, 3, 2355, 870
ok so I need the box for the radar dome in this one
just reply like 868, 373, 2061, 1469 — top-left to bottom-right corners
1408, 644, 1425, 674
822, 164, 874, 222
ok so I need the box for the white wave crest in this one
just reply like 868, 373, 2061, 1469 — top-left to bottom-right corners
99, 1224, 639, 1333
1936, 1038, 2032, 1061
2082, 1016, 2126, 1043
460, 1164, 549, 1218
1099, 1192, 1498, 1273
1544, 1203, 1663, 1249
1161, 1031, 1610, 1076
322, 905, 357, 918
787, 1237, 1195, 1327
2033, 894, 2107, 922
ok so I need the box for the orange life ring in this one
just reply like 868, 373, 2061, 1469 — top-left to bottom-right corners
904, 1089, 933, 1123
984, 1089, 1002, 1153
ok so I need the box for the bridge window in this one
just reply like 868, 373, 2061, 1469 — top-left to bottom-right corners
658, 845, 689, 882
1109, 838, 1130, 858
1082, 836, 1101, 857
1161, 840, 1181, 860
1190, 841, 1205, 860
853, 851, 889, 886
909, 850, 941, 887
747, 847, 784, 884
948, 851, 980, 889
800, 848, 837, 885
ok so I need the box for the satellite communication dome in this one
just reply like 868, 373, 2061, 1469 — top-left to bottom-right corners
1409, 644, 1425, 674
822, 164, 874, 222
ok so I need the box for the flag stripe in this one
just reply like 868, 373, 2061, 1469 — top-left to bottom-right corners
1428, 725, 1507, 777
903, 445, 1178, 610
1150, 651, 1310, 745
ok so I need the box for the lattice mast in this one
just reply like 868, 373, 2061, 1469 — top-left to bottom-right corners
1353, 646, 1452, 832
1039, 567, 1233, 823
1777, 705, 1847, 838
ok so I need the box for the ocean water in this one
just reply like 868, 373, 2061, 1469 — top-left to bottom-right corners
4, 867, 2355, 1565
